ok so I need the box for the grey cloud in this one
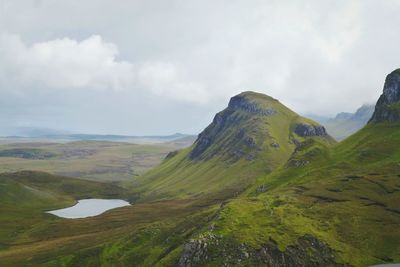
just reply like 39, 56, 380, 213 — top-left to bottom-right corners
0, 0, 399, 134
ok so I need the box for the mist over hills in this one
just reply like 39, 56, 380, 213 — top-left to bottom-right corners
311, 104, 375, 140
0, 127, 195, 144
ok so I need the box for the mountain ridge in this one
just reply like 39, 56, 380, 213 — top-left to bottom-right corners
133, 90, 334, 201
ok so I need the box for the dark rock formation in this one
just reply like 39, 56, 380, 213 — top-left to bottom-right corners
270, 142, 280, 149
228, 94, 276, 115
254, 235, 347, 267
256, 184, 269, 193
288, 159, 310, 168
188, 109, 236, 160
369, 69, 400, 123
294, 123, 327, 137
188, 93, 276, 160
178, 234, 347, 267
165, 150, 179, 159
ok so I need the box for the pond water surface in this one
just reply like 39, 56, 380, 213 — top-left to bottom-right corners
47, 199, 130, 219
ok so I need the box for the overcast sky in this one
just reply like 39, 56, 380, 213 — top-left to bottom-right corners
0, 0, 399, 135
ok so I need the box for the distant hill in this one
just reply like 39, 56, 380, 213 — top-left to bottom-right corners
312, 104, 375, 140
0, 130, 195, 145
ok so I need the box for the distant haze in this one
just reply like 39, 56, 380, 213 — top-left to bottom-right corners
0, 0, 399, 135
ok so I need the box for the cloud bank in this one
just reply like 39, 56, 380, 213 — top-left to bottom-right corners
0, 33, 208, 103
0, 34, 133, 90
0, 0, 400, 135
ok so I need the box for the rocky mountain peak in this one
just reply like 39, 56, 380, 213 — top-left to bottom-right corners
380, 69, 400, 104
188, 91, 332, 162
227, 91, 277, 115
369, 69, 400, 123
189, 91, 277, 161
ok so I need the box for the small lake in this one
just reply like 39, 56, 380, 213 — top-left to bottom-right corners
47, 199, 130, 219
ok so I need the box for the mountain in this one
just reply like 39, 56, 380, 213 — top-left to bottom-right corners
314, 104, 375, 140
172, 70, 400, 266
2, 72, 400, 266
133, 91, 335, 200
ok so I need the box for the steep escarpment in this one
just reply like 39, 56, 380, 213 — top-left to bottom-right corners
175, 69, 400, 267
134, 91, 334, 200
189, 92, 279, 161
189, 91, 330, 161
369, 69, 400, 123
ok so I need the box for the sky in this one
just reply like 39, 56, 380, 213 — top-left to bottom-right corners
0, 0, 400, 135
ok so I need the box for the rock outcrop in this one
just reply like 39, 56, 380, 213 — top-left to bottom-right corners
188, 92, 277, 160
178, 234, 346, 267
228, 94, 276, 115
294, 123, 327, 137
369, 69, 400, 123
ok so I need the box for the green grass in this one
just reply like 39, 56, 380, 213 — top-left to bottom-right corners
195, 122, 400, 266
0, 171, 128, 247
133, 92, 335, 200
0, 171, 222, 266
1, 92, 399, 266
0, 141, 178, 182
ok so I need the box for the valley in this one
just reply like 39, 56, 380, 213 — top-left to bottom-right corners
0, 138, 193, 182
0, 70, 400, 266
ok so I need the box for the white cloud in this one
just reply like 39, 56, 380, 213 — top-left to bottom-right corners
0, 33, 208, 103
1, 0, 400, 134
0, 34, 135, 90
138, 62, 208, 103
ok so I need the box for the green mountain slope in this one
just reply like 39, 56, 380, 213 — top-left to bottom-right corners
133, 91, 335, 200
2, 71, 400, 266
171, 71, 400, 266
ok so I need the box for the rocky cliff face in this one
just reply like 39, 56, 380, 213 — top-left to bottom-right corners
294, 123, 327, 137
369, 69, 400, 123
188, 91, 332, 161
189, 92, 277, 161
178, 234, 346, 267
228, 94, 277, 115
